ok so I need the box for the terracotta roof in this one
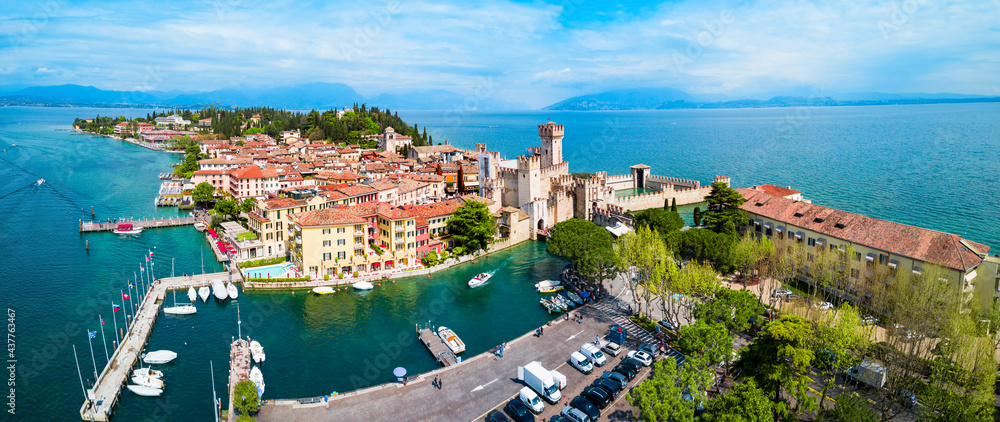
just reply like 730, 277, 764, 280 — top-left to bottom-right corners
460, 194, 495, 206
336, 185, 377, 197
261, 197, 305, 209
403, 199, 463, 219
230, 166, 264, 179
292, 206, 367, 227
737, 189, 987, 272
749, 184, 801, 197
460, 165, 478, 174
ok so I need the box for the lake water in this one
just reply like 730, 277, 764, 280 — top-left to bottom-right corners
2, 103, 999, 421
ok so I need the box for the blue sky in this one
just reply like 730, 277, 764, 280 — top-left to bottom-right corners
2, 0, 998, 107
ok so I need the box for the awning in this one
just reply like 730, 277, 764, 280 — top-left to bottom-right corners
386, 260, 394, 265
764, 222, 773, 229
816, 238, 826, 247
794, 231, 804, 240
912, 267, 923, 276
888, 259, 899, 269
838, 245, 846, 252
865, 253, 876, 262
776, 225, 785, 233
754, 220, 762, 226
964, 270, 978, 282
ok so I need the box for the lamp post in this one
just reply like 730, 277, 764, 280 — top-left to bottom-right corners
241, 395, 246, 415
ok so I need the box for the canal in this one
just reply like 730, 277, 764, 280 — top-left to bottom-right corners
112, 240, 565, 421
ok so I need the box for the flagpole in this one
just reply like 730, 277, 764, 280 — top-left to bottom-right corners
86, 330, 99, 384
211, 360, 219, 422
122, 289, 133, 330
126, 284, 136, 327
73, 345, 88, 403
134, 272, 142, 303
111, 302, 121, 342
99, 315, 109, 363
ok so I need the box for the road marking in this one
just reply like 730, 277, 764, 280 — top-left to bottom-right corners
566, 329, 585, 341
471, 378, 499, 393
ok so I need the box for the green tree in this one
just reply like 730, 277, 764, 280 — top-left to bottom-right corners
192, 182, 216, 205
693, 207, 702, 227
617, 225, 669, 317
694, 288, 764, 333
239, 197, 256, 214
671, 198, 678, 212
422, 250, 439, 267
445, 200, 495, 254
677, 321, 733, 367
816, 393, 876, 422
633, 208, 685, 236
701, 182, 748, 235
244, 127, 264, 135
736, 315, 816, 419
812, 303, 867, 408
233, 379, 260, 415
704, 380, 775, 422
628, 357, 701, 422
547, 218, 618, 282
214, 198, 238, 220
660, 260, 720, 327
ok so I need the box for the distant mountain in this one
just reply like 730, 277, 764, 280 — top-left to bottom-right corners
544, 88, 694, 110
372, 90, 526, 111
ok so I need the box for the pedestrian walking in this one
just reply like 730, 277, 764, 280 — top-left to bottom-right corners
434, 375, 438, 388
439, 376, 443, 389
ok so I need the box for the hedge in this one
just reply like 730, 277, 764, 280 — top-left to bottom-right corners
238, 256, 286, 269
246, 276, 311, 283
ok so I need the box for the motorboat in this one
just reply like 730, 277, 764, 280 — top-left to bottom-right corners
437, 326, 465, 354
142, 350, 177, 364
227, 283, 239, 300
312, 286, 335, 295
36, 178, 45, 185
213, 280, 228, 301
131, 374, 164, 389
535, 280, 563, 294
198, 286, 210, 302
127, 385, 163, 397
468, 271, 493, 288
566, 292, 583, 305
133, 367, 163, 379
187, 286, 197, 302
193, 222, 207, 232
352, 281, 374, 290
250, 340, 266, 364
250, 366, 265, 397
163, 303, 196, 315
113, 223, 143, 235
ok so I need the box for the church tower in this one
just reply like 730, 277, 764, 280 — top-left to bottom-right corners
538, 121, 564, 168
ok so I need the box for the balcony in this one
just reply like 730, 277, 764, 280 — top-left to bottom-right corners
395, 226, 404, 232
355, 230, 365, 236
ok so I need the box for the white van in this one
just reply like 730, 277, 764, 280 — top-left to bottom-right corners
570, 351, 594, 374
519, 386, 544, 413
580, 343, 607, 367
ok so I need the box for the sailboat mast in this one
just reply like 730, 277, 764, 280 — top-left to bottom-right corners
211, 360, 219, 422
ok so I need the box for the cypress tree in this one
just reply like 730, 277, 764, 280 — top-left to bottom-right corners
693, 207, 702, 227
671, 198, 678, 212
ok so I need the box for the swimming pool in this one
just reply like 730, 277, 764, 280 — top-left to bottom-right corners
615, 187, 658, 197
243, 262, 294, 279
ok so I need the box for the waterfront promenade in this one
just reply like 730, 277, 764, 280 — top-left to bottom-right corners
78, 271, 237, 421
256, 299, 638, 422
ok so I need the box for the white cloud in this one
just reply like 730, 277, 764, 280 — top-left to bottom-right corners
35, 67, 56, 75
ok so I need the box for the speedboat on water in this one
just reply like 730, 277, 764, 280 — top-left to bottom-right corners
535, 280, 563, 293
250, 340, 266, 364
227, 283, 239, 300
187, 286, 197, 302
193, 222, 207, 232
437, 326, 466, 354
198, 286, 210, 302
352, 281, 374, 290
312, 286, 335, 295
468, 271, 493, 288
36, 178, 44, 185
127, 385, 162, 397
113, 223, 143, 235
213, 280, 228, 301
250, 366, 265, 397
142, 350, 177, 364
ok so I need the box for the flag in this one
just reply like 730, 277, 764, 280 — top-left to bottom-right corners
148, 249, 154, 257
88, 330, 96, 339
129, 283, 133, 289
145, 255, 150, 262
100, 317, 106, 325
113, 304, 121, 312
140, 264, 144, 272
122, 292, 129, 300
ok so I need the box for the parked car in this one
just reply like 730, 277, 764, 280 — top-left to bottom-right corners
814, 301, 834, 311
657, 318, 676, 331
601, 342, 622, 357
505, 397, 536, 422
862, 315, 879, 325
581, 386, 612, 409
601, 370, 628, 391
637, 343, 659, 357
895, 389, 918, 408
560, 406, 592, 422
547, 416, 571, 422
613, 362, 638, 381
486, 410, 511, 422
519, 386, 545, 414
569, 396, 601, 421
590, 378, 621, 399
570, 351, 594, 374
627, 350, 654, 367
772, 288, 792, 298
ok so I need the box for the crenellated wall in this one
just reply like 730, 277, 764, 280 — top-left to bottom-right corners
540, 161, 569, 177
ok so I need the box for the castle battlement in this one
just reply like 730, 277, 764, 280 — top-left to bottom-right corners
648, 174, 700, 187
713, 175, 731, 186
540, 161, 569, 177
538, 122, 565, 138
475, 143, 488, 152
607, 174, 632, 182
497, 166, 518, 178
517, 154, 542, 169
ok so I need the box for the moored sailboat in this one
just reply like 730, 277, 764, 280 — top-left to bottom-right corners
226, 283, 239, 300
127, 384, 162, 397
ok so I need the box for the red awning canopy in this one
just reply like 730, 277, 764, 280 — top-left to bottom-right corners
385, 260, 393, 265
117, 224, 132, 230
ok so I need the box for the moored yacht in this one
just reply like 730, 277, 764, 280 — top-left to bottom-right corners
113, 223, 143, 235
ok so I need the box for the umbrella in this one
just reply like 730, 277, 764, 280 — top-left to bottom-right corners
392, 367, 407, 377
579, 291, 591, 298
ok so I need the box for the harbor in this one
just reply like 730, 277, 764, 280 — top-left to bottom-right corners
416, 325, 459, 367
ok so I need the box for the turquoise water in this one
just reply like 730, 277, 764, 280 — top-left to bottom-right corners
243, 263, 294, 279
615, 187, 658, 197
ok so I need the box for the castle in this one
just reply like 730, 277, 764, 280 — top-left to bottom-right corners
477, 121, 728, 238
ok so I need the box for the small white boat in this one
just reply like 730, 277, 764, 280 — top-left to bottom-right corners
198, 286, 210, 302
250, 340, 265, 364
133, 367, 163, 379
113, 223, 143, 235
212, 280, 228, 301
250, 366, 265, 397
127, 385, 162, 397
535, 280, 563, 293
187, 286, 197, 302
163, 304, 197, 315
227, 283, 239, 300
142, 350, 177, 364
468, 271, 493, 288
312, 286, 335, 295
131, 374, 164, 389
437, 326, 466, 354
194, 222, 207, 232
352, 281, 374, 290
36, 178, 45, 185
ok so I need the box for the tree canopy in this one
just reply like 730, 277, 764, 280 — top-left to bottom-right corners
445, 200, 495, 254
628, 357, 709, 422
547, 218, 618, 282
704, 380, 775, 422
192, 182, 216, 205
233, 379, 260, 415
701, 182, 748, 235
633, 208, 685, 236
736, 315, 816, 418
694, 288, 765, 333
677, 321, 733, 367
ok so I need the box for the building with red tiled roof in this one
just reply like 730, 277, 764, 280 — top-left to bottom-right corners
737, 188, 998, 308
748, 184, 803, 201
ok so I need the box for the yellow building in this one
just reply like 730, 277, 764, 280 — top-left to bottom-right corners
247, 195, 324, 258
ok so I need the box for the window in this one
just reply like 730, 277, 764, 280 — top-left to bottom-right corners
337, 251, 346, 260
855, 252, 862, 262
878, 254, 887, 265
765, 228, 772, 236
337, 239, 346, 246
337, 227, 346, 233
322, 253, 331, 261
322, 240, 331, 247
808, 238, 815, 247
322, 228, 331, 235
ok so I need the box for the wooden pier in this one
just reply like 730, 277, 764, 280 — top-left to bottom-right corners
228, 339, 252, 421
416, 326, 458, 367
79, 216, 199, 233
79, 271, 240, 421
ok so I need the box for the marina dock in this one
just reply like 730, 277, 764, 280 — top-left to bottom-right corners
228, 339, 252, 421
79, 216, 200, 233
79, 271, 239, 421
416, 325, 458, 367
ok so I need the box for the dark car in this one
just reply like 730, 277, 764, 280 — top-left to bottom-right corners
486, 409, 511, 422
613, 362, 638, 381
638, 342, 659, 357
570, 396, 601, 420
581, 386, 612, 409
624, 357, 646, 370
547, 417, 570, 422
590, 378, 621, 399
601, 370, 628, 390
505, 398, 536, 422
895, 389, 917, 408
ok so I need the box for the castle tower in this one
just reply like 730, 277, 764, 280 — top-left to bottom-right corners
517, 155, 542, 207
538, 122, 564, 169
